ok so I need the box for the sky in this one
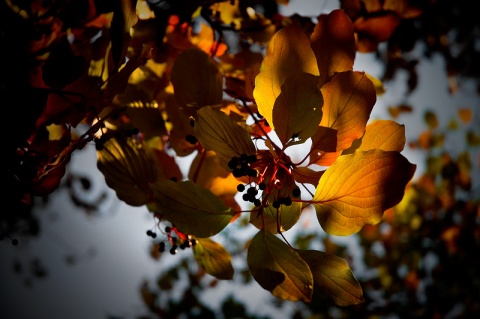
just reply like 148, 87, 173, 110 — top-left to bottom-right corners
1, 1, 479, 319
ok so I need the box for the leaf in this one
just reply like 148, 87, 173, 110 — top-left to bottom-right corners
458, 108, 473, 124
249, 201, 302, 233
247, 231, 313, 302
311, 71, 376, 166
424, 110, 439, 129
292, 167, 325, 186
312, 149, 416, 236
387, 104, 412, 118
188, 150, 239, 198
297, 250, 364, 306
310, 9, 356, 87
170, 48, 223, 109
343, 120, 406, 154
193, 238, 234, 280
194, 106, 256, 170
309, 126, 338, 154
253, 22, 319, 131
96, 137, 159, 206
150, 180, 235, 237
272, 72, 324, 146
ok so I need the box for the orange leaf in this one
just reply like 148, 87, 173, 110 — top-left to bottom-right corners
253, 22, 319, 131
310, 9, 356, 87
312, 71, 376, 166
313, 149, 416, 236
188, 150, 239, 198
458, 108, 473, 124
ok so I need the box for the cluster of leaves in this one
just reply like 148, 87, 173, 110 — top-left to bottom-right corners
290, 107, 480, 319
95, 3, 416, 305
3, 0, 420, 310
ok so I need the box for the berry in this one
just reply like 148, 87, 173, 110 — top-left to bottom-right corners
247, 155, 257, 163
185, 135, 198, 144
242, 193, 250, 202
247, 187, 258, 196
150, 232, 157, 238
170, 247, 177, 255
292, 187, 301, 198
258, 183, 266, 190
11, 239, 19, 246
272, 201, 280, 209
254, 199, 261, 207
159, 242, 165, 252
237, 184, 245, 192
247, 169, 257, 177
190, 239, 197, 246
284, 197, 292, 206
165, 226, 171, 233
146, 230, 153, 237
228, 157, 239, 169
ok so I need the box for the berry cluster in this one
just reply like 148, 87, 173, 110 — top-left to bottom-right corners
237, 182, 265, 206
228, 154, 257, 178
148, 225, 197, 255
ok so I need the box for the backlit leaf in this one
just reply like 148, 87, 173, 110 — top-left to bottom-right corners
253, 22, 319, 131
313, 149, 416, 235
150, 180, 235, 237
310, 9, 356, 87
249, 201, 302, 233
292, 167, 325, 186
194, 106, 256, 170
97, 137, 159, 206
247, 231, 313, 301
311, 71, 376, 166
343, 120, 406, 154
272, 72, 324, 146
297, 250, 364, 306
193, 238, 234, 280
170, 48, 223, 109
188, 150, 239, 198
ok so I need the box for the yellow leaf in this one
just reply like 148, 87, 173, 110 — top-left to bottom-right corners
366, 73, 386, 95
254, 22, 319, 131
344, 120, 406, 154
313, 149, 416, 235
194, 106, 256, 170
272, 72, 324, 146
310, 9, 356, 87
194, 238, 234, 280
